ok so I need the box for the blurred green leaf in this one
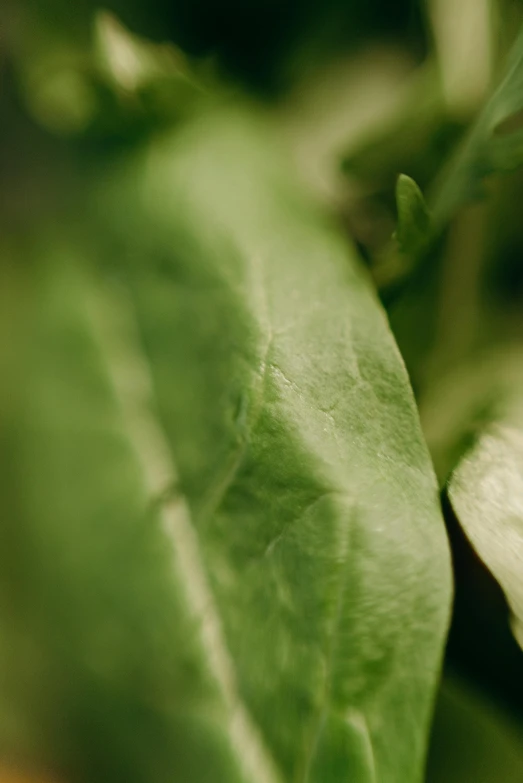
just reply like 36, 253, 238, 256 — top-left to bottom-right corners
449, 393, 523, 650
0, 241, 249, 783
13, 11, 208, 138
431, 20, 523, 226
94, 11, 202, 96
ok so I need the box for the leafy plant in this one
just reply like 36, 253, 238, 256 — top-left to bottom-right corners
0, 1, 523, 782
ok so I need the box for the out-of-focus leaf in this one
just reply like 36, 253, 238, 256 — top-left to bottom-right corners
0, 241, 248, 783
0, 104, 451, 782
17, 0, 426, 93
13, 12, 207, 137
449, 398, 523, 649
428, 0, 494, 118
94, 11, 202, 96
431, 20, 523, 227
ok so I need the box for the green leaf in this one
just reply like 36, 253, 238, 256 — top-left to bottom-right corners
431, 21, 523, 227
341, 21, 523, 293
93, 104, 451, 782
0, 243, 247, 782
449, 397, 523, 650
0, 105, 451, 782
394, 174, 431, 255
367, 175, 431, 292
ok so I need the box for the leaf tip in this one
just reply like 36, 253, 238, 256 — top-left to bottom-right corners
394, 173, 431, 255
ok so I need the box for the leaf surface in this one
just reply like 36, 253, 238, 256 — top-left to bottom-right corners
91, 104, 451, 782
0, 105, 451, 783
449, 389, 523, 649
